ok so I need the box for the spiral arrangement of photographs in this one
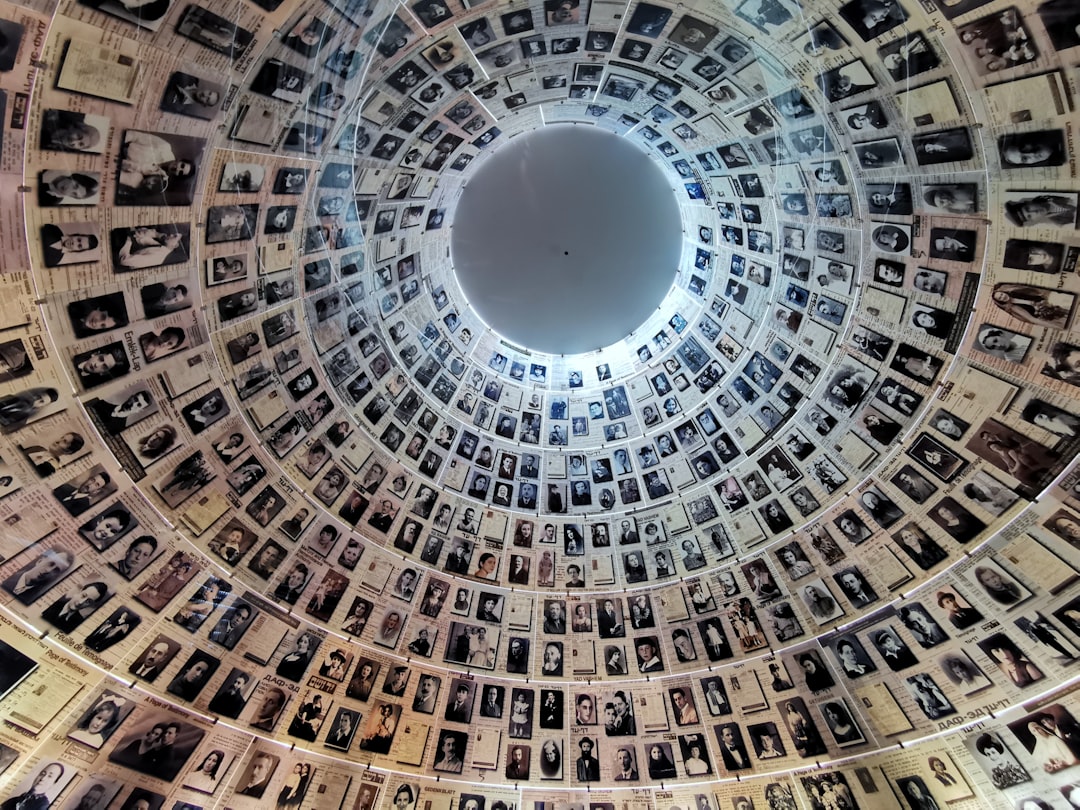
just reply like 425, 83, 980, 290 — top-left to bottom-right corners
0, 0, 1079, 809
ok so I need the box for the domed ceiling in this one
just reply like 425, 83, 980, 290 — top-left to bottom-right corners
0, 0, 1078, 809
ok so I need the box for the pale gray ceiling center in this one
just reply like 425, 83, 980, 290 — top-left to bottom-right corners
450, 124, 683, 355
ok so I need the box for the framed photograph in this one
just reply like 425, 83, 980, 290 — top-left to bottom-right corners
229, 749, 280, 798
972, 323, 1032, 364
115, 130, 204, 205
936, 650, 991, 695
287, 689, 333, 743
206, 204, 259, 244
963, 470, 1019, 517
913, 127, 974, 165
998, 129, 1066, 171
991, 283, 1075, 330
625, 3, 672, 38
816, 704, 859, 747
800, 578, 844, 625
906, 433, 968, 482
325, 708, 360, 751
110, 222, 190, 271
161, 71, 224, 119
274, 167, 308, 194
1, 760, 75, 806
134, 552, 202, 612
40, 221, 101, 268
1003, 190, 1078, 229
40, 109, 110, 153
963, 558, 1032, 608
38, 169, 102, 206
206, 253, 249, 288
855, 138, 903, 170
965, 729, 1030, 789
107, 714, 205, 780
166, 649, 222, 702
432, 729, 467, 773
183, 747, 236, 794
922, 182, 979, 216
712, 722, 750, 769
0, 20, 21, 70
965, 418, 1057, 491
958, 8, 1038, 74
64, 778, 123, 809
838, 0, 907, 40
176, 5, 254, 59
83, 605, 142, 653
878, 32, 939, 80
816, 59, 876, 103
909, 303, 954, 340
976, 632, 1047, 692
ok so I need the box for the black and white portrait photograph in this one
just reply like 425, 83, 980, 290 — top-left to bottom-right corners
906, 433, 968, 483
829, 633, 878, 682
964, 557, 1032, 608
991, 282, 1075, 330
912, 127, 974, 166
937, 649, 991, 696
110, 222, 190, 271
838, 0, 907, 40
1003, 190, 1078, 229
37, 169, 102, 206
206, 204, 259, 244
816, 59, 876, 102
998, 129, 1067, 170
957, 8, 1039, 74
815, 703, 863, 750
115, 130, 204, 205
0, 761, 76, 809
161, 71, 225, 119
965, 730, 1030, 790
907, 673, 959, 721
40, 109, 110, 154
39, 222, 102, 268
878, 32, 939, 80
965, 418, 1057, 492
80, 0, 175, 30
107, 714, 205, 780
923, 182, 979, 215
973, 323, 1033, 364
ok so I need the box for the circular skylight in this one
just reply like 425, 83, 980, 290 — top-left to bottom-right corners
451, 125, 682, 354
